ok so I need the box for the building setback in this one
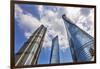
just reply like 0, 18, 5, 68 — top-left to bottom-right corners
62, 14, 94, 62
15, 25, 47, 66
50, 36, 60, 64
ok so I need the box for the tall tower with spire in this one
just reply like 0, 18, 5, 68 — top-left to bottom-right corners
62, 14, 94, 62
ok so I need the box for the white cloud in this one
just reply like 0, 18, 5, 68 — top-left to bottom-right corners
15, 4, 41, 38
24, 32, 32, 39
38, 6, 70, 49
15, 4, 23, 18
37, 5, 44, 12
15, 4, 94, 51
65, 7, 81, 23
76, 8, 94, 37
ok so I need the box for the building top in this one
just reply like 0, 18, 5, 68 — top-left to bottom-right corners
62, 14, 74, 25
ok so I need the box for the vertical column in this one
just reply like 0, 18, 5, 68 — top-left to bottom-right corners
50, 36, 60, 64
31, 26, 47, 65
15, 25, 47, 66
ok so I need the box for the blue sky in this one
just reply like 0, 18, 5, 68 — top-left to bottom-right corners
15, 20, 27, 53
14, 4, 94, 64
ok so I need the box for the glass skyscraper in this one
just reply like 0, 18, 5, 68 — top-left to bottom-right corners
50, 36, 60, 64
15, 25, 47, 66
62, 14, 94, 62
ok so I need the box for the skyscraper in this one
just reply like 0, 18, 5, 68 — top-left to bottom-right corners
50, 36, 60, 64
15, 25, 47, 66
62, 14, 94, 62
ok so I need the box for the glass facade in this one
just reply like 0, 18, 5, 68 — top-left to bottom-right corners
15, 25, 47, 66
50, 36, 60, 64
62, 14, 94, 62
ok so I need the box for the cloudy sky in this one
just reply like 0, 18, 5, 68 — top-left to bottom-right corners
14, 3, 94, 64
